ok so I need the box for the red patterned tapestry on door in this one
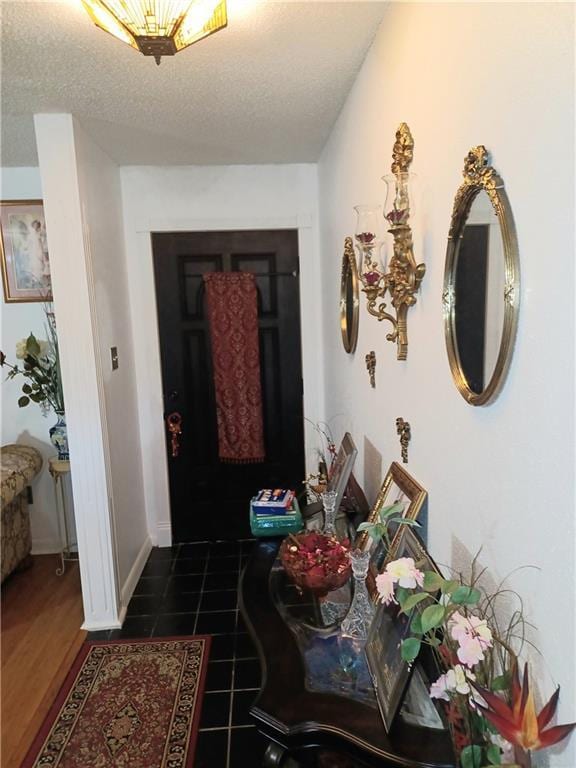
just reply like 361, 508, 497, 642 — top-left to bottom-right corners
203, 272, 265, 463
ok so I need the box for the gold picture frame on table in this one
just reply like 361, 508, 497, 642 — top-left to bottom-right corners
355, 461, 427, 598
0, 200, 52, 302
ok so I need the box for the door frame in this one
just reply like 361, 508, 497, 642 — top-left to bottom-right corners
129, 215, 325, 546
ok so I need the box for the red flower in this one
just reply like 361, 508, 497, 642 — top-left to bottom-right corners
385, 208, 408, 226
355, 232, 375, 245
363, 271, 381, 286
473, 663, 576, 752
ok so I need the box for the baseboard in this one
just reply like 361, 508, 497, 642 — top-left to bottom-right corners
155, 521, 172, 548
81, 617, 122, 631
120, 536, 153, 612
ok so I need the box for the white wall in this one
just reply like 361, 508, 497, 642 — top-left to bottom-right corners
120, 164, 322, 545
0, 166, 72, 554
35, 114, 149, 629
73, 123, 149, 602
318, 3, 574, 765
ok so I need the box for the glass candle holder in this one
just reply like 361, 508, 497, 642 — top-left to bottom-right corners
321, 490, 338, 538
382, 172, 418, 229
340, 548, 375, 641
353, 205, 386, 287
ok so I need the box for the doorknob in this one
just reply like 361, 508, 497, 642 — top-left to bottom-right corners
166, 412, 183, 458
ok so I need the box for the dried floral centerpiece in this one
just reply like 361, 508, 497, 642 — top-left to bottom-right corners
375, 547, 575, 768
279, 532, 351, 596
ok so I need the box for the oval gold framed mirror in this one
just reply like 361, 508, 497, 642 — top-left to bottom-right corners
340, 236, 360, 354
443, 146, 520, 405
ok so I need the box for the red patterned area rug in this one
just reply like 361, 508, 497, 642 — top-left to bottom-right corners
22, 636, 210, 768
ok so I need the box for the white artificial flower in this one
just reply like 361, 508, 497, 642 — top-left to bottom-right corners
386, 557, 424, 589
430, 665, 475, 700
15, 339, 27, 359
490, 734, 515, 764
445, 664, 474, 695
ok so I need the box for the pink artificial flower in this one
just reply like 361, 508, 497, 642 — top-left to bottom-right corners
386, 557, 424, 589
449, 612, 493, 668
456, 635, 486, 668
450, 612, 493, 647
375, 571, 397, 605
429, 672, 451, 702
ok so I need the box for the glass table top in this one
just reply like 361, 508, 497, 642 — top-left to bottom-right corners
268, 524, 378, 708
266, 510, 446, 730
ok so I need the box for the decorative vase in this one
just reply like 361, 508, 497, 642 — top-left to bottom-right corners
49, 411, 69, 460
321, 490, 338, 538
340, 548, 375, 640
278, 532, 351, 597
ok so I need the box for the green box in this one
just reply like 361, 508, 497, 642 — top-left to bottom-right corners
250, 496, 303, 537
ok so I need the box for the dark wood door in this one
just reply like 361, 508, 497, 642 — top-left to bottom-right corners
152, 230, 305, 542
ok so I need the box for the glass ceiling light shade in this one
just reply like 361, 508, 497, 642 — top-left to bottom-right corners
81, 0, 227, 64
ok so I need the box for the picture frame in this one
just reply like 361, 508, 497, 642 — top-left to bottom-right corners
0, 200, 52, 302
365, 526, 443, 733
326, 432, 358, 517
355, 462, 427, 596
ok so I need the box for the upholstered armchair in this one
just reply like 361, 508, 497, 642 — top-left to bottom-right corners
1, 444, 42, 583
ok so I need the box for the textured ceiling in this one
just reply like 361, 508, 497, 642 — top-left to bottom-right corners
1, 0, 386, 166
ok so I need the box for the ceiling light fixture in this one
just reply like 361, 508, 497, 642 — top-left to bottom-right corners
80, 0, 227, 64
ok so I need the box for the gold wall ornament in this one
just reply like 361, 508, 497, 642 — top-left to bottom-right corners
340, 237, 360, 354
391, 122, 414, 175
395, 417, 411, 464
354, 123, 426, 360
443, 146, 520, 406
365, 351, 376, 388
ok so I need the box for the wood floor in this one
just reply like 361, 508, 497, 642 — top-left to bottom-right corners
1, 555, 85, 768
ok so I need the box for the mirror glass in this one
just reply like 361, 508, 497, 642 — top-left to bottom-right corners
453, 190, 505, 395
340, 242, 359, 354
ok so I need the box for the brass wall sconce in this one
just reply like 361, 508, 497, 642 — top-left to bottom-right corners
395, 417, 411, 463
354, 123, 426, 360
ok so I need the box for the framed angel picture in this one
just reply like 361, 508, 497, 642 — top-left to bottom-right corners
0, 200, 52, 302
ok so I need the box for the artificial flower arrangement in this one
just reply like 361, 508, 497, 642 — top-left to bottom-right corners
279, 531, 351, 595
375, 553, 575, 768
1, 306, 64, 415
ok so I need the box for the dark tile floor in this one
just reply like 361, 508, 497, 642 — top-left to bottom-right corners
87, 540, 269, 767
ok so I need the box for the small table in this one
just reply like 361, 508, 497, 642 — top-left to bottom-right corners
239, 540, 455, 768
48, 458, 74, 576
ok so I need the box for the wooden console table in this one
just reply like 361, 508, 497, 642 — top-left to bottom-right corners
239, 540, 455, 768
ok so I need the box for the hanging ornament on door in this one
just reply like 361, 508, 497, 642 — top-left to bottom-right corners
166, 412, 183, 458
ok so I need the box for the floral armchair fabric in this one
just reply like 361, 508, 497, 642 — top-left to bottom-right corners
1, 444, 42, 583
